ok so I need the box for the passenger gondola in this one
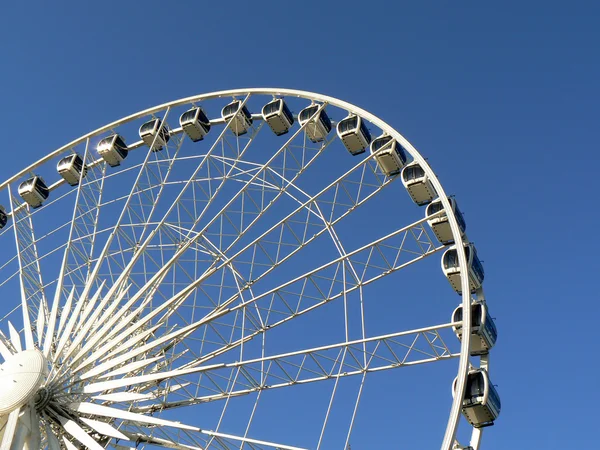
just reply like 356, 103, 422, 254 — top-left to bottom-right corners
452, 369, 501, 428
401, 161, 436, 206
180, 107, 211, 142
298, 104, 332, 143
370, 135, 407, 175
337, 115, 371, 155
442, 243, 485, 294
262, 98, 294, 136
18, 176, 49, 208
57, 153, 88, 186
139, 118, 170, 151
0, 206, 7, 229
425, 197, 467, 244
221, 100, 253, 136
97, 134, 128, 167
452, 303, 497, 355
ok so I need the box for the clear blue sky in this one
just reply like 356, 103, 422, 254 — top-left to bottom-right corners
0, 1, 598, 448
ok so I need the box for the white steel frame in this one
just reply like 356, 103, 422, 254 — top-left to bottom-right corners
0, 89, 491, 450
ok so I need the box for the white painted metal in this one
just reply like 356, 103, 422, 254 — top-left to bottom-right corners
71, 403, 199, 431
0, 351, 47, 415
8, 184, 36, 352
0, 89, 490, 450
7, 322, 22, 353
0, 408, 20, 449
79, 418, 129, 440
92, 392, 154, 402
62, 436, 78, 450
0, 334, 12, 360
55, 414, 105, 450
44, 423, 60, 450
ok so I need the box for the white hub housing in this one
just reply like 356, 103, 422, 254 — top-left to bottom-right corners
0, 350, 47, 414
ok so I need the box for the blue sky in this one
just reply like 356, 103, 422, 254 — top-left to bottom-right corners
0, 1, 598, 448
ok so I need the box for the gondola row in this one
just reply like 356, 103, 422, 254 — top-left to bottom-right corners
0, 100, 381, 213
358, 109, 503, 430
0, 101, 462, 264
450, 300, 500, 428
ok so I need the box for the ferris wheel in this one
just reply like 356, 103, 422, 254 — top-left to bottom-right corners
0, 89, 500, 450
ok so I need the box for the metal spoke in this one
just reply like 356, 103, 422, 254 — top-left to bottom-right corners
107, 323, 458, 412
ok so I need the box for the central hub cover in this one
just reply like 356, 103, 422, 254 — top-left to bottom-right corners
0, 349, 48, 414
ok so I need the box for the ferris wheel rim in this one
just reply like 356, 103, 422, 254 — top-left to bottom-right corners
0, 88, 486, 450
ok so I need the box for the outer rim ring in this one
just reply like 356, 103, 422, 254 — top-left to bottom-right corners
0, 88, 479, 449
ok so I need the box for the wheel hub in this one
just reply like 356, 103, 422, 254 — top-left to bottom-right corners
0, 349, 48, 415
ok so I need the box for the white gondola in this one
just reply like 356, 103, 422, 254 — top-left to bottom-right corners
425, 197, 467, 244
401, 161, 437, 206
337, 115, 371, 155
221, 100, 253, 136
180, 107, 211, 142
18, 176, 49, 209
139, 118, 170, 151
370, 135, 407, 175
0, 205, 7, 229
442, 243, 485, 294
298, 104, 332, 143
57, 153, 87, 186
97, 134, 128, 167
262, 98, 294, 136
452, 369, 501, 428
452, 303, 497, 355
